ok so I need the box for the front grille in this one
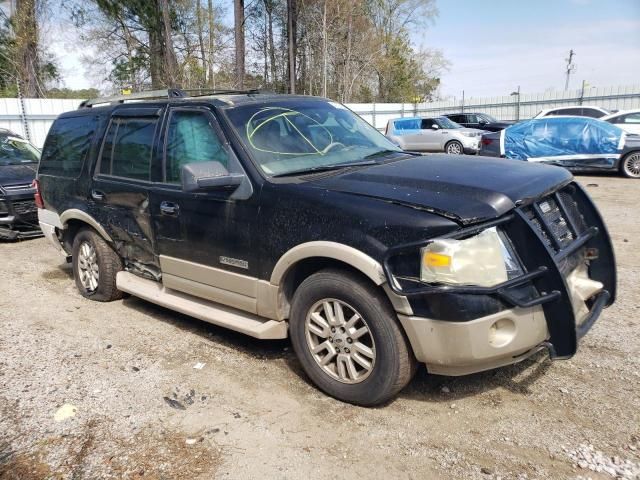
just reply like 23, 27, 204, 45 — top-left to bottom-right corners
522, 187, 587, 253
11, 199, 38, 224
3, 183, 34, 193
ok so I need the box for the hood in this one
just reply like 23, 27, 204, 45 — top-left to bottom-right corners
0, 163, 37, 188
310, 154, 572, 225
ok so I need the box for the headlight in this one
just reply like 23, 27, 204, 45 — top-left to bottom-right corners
420, 228, 524, 287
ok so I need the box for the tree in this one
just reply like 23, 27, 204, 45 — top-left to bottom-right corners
286, 0, 296, 93
234, 0, 245, 88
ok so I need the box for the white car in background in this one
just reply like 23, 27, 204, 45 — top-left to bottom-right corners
533, 105, 610, 119
385, 116, 485, 154
602, 110, 640, 135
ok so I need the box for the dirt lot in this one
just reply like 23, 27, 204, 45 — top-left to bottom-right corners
1, 174, 639, 480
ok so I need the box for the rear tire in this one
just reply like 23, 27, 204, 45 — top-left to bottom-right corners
72, 227, 124, 302
289, 268, 417, 406
620, 151, 640, 178
445, 140, 463, 155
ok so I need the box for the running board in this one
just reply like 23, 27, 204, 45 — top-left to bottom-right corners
116, 272, 288, 340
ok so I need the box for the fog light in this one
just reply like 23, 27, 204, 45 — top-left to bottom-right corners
488, 318, 516, 348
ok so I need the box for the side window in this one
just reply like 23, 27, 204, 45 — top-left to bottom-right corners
421, 118, 436, 129
622, 113, 640, 124
466, 114, 479, 123
582, 108, 605, 118
448, 115, 462, 123
562, 108, 582, 116
40, 115, 97, 177
99, 116, 157, 181
165, 110, 229, 183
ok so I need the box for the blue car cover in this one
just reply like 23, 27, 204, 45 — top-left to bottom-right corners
501, 117, 625, 164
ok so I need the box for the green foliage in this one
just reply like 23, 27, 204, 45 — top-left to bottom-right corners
45, 88, 101, 99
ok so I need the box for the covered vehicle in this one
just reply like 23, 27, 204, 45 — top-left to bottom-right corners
385, 116, 484, 154
478, 116, 640, 178
0, 129, 41, 239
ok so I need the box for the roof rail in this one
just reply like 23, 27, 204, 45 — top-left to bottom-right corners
78, 88, 187, 108
78, 87, 276, 109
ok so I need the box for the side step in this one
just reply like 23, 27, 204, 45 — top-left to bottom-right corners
116, 272, 288, 340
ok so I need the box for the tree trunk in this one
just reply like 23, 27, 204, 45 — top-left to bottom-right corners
14, 0, 40, 97
321, 0, 327, 98
234, 0, 245, 89
286, 0, 296, 94
207, 0, 215, 88
196, 0, 207, 87
159, 0, 179, 87
265, 0, 276, 90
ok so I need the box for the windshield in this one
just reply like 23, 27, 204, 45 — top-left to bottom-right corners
435, 117, 462, 129
224, 99, 402, 176
0, 135, 40, 166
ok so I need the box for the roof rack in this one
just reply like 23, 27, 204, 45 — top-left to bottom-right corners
78, 87, 273, 108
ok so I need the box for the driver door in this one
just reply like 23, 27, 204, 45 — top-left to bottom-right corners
149, 106, 261, 313
418, 118, 443, 151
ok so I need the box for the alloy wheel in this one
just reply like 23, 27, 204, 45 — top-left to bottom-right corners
77, 241, 99, 292
447, 142, 462, 154
304, 298, 376, 384
623, 153, 640, 178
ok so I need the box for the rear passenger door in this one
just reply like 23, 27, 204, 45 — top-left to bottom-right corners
91, 107, 162, 277
149, 106, 260, 314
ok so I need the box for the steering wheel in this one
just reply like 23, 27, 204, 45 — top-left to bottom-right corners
322, 142, 345, 154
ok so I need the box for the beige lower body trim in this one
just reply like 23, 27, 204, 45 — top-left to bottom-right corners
159, 255, 287, 319
398, 306, 548, 376
116, 272, 287, 339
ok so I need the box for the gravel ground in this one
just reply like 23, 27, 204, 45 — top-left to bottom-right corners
1, 174, 639, 480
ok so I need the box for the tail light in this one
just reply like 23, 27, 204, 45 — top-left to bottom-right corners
481, 137, 494, 146
32, 179, 44, 209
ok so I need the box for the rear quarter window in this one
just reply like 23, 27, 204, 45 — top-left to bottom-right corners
39, 115, 97, 177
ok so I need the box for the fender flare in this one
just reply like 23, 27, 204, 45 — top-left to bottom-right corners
59, 209, 113, 243
270, 241, 387, 287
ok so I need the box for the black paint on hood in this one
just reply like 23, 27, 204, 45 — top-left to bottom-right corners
310, 154, 572, 225
0, 163, 37, 188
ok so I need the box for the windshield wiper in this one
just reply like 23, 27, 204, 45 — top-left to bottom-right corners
363, 149, 404, 159
272, 160, 377, 178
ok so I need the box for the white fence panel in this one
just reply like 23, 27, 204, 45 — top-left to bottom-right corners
1, 84, 639, 146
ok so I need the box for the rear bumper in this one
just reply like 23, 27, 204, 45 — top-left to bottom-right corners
399, 306, 549, 375
37, 208, 66, 254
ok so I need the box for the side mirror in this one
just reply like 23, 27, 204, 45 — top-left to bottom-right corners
478, 119, 488, 125
431, 124, 439, 130
181, 161, 244, 193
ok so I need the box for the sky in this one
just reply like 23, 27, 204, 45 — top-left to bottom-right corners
46, 0, 640, 99
418, 0, 640, 98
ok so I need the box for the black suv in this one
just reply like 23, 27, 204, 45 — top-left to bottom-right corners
36, 89, 616, 406
0, 129, 41, 239
445, 113, 514, 132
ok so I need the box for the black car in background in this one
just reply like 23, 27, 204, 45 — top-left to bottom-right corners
0, 129, 41, 239
444, 113, 514, 132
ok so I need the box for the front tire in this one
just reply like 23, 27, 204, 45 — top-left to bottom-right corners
445, 140, 463, 155
72, 227, 124, 302
289, 269, 417, 406
620, 151, 640, 178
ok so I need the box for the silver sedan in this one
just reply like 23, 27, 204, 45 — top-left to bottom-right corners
385, 116, 486, 154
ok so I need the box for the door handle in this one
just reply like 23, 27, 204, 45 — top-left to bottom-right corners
91, 189, 105, 201
160, 201, 179, 216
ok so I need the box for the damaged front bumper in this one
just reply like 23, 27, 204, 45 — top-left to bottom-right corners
384, 182, 616, 374
0, 193, 42, 240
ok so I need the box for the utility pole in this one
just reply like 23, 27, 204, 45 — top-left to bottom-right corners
564, 49, 576, 91
461, 90, 465, 113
